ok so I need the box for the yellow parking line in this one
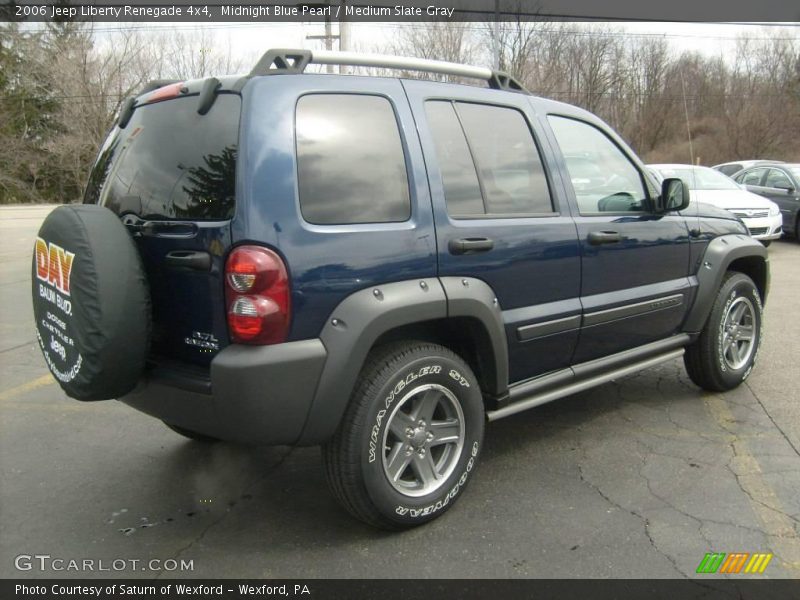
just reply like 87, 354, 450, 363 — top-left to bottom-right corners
705, 393, 800, 573
0, 374, 54, 401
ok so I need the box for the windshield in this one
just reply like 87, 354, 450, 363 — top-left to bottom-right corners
653, 167, 740, 191
85, 94, 240, 220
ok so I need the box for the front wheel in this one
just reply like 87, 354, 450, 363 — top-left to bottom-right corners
684, 272, 763, 391
322, 342, 485, 529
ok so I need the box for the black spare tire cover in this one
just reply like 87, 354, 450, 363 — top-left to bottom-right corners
32, 205, 150, 400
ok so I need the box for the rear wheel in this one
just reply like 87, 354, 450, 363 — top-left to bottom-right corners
684, 272, 763, 391
322, 342, 484, 529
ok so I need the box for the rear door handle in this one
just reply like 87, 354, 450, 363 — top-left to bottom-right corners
164, 250, 211, 271
448, 237, 494, 255
588, 231, 623, 245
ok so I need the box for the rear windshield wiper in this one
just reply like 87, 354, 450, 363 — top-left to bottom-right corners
121, 214, 198, 238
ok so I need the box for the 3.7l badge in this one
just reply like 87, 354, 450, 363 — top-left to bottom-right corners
184, 331, 220, 352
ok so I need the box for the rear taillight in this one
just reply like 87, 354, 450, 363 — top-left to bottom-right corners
224, 246, 290, 345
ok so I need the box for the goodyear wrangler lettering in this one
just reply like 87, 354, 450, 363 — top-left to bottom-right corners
395, 441, 479, 518
369, 365, 442, 463
35, 238, 75, 296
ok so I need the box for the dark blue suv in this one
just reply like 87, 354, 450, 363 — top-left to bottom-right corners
32, 49, 769, 529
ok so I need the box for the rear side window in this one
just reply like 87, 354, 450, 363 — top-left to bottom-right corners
426, 101, 553, 217
87, 94, 240, 221
425, 102, 484, 216
457, 103, 553, 215
296, 94, 411, 225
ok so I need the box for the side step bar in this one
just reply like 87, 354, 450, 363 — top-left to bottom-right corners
486, 343, 687, 422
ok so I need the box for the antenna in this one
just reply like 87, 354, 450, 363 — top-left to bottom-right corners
680, 72, 696, 166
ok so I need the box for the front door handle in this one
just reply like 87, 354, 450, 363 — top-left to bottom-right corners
448, 237, 494, 255
588, 231, 623, 245
164, 250, 211, 271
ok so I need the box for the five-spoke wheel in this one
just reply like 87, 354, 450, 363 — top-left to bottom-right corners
382, 383, 465, 497
685, 271, 763, 391
323, 342, 484, 529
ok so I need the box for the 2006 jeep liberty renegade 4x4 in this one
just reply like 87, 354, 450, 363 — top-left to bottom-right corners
32, 49, 769, 529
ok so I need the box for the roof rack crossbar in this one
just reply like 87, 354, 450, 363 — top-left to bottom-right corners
249, 48, 529, 94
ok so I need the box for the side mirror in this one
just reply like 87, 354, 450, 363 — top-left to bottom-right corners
658, 178, 690, 212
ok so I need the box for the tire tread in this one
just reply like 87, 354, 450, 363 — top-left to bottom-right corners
684, 271, 760, 392
322, 341, 470, 529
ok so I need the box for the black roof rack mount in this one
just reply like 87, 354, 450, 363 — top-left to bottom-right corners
249, 48, 528, 94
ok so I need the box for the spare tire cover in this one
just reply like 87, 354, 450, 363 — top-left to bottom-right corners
31, 205, 150, 401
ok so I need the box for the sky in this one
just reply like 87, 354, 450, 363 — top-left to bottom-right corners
83, 21, 799, 72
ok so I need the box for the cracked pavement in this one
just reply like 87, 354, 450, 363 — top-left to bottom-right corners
1, 205, 799, 579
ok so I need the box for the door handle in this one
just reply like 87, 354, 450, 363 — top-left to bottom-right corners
448, 237, 494, 255
164, 250, 211, 271
588, 231, 623, 245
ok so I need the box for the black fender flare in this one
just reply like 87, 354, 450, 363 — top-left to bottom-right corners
297, 277, 508, 445
683, 234, 769, 333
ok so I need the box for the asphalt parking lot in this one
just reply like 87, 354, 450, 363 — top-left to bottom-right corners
1, 204, 799, 579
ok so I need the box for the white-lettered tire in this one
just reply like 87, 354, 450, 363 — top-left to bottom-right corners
322, 342, 484, 529
684, 272, 763, 391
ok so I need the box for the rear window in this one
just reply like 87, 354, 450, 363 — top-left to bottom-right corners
85, 94, 240, 221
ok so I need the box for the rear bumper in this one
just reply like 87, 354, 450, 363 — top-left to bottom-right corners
119, 339, 327, 445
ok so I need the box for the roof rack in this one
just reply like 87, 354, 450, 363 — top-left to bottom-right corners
249, 48, 528, 94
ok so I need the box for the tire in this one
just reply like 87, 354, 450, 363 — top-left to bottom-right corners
684, 272, 763, 392
32, 205, 150, 400
164, 422, 219, 443
322, 342, 484, 529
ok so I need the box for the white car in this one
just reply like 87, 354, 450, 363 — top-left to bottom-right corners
649, 164, 782, 245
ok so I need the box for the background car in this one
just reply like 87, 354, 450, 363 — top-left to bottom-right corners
649, 164, 782, 245
712, 159, 784, 177
732, 163, 800, 241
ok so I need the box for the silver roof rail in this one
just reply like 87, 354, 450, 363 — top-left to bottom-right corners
249, 48, 528, 94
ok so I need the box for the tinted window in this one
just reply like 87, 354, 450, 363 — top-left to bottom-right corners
739, 168, 767, 186
296, 94, 410, 225
425, 102, 484, 216
765, 169, 793, 190
456, 103, 553, 215
89, 95, 240, 220
717, 164, 742, 176
548, 116, 647, 214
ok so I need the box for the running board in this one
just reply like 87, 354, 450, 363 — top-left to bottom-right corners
486, 348, 685, 422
